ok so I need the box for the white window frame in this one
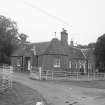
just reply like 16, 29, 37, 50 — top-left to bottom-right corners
79, 61, 82, 69
53, 58, 60, 68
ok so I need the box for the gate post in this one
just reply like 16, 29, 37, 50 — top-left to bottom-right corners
39, 67, 42, 80
52, 71, 53, 80
88, 72, 90, 81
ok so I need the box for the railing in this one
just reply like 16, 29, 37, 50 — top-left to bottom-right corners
0, 66, 13, 93
30, 67, 105, 81
53, 71, 105, 81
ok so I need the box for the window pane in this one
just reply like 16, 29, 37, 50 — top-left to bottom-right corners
53, 58, 60, 68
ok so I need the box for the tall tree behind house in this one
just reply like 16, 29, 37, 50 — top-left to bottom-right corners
0, 15, 29, 64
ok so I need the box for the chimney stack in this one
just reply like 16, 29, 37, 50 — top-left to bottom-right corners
70, 40, 74, 47
61, 28, 68, 46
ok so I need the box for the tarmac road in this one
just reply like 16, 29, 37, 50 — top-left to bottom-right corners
13, 72, 105, 105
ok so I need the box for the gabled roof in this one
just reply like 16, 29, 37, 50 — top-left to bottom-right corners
44, 38, 68, 55
81, 49, 88, 59
81, 48, 95, 60
68, 47, 85, 59
12, 38, 86, 60
31, 39, 84, 59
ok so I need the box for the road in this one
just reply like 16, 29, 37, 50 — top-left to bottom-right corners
13, 72, 105, 105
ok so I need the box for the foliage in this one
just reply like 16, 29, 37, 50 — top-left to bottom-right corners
76, 44, 88, 49
19, 33, 29, 47
88, 43, 95, 49
0, 15, 28, 64
0, 15, 19, 64
94, 34, 105, 72
77, 43, 95, 49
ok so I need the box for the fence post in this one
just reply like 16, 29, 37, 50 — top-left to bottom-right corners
69, 71, 71, 80
52, 71, 53, 80
93, 72, 96, 80
65, 71, 67, 80
104, 73, 105, 79
39, 67, 42, 80
2, 66, 6, 91
77, 72, 79, 80
88, 72, 90, 81
9, 66, 13, 88
46, 70, 48, 80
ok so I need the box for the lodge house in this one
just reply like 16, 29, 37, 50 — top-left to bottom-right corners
11, 28, 95, 73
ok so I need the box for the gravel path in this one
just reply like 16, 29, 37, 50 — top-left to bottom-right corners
13, 72, 105, 105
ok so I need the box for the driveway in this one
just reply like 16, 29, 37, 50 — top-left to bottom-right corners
13, 72, 105, 105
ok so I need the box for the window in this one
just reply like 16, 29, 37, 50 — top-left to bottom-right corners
53, 58, 60, 68
79, 61, 82, 68
69, 61, 72, 68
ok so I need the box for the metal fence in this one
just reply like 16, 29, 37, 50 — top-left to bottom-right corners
0, 66, 13, 93
30, 67, 105, 81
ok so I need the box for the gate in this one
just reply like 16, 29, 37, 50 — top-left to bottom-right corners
0, 66, 13, 93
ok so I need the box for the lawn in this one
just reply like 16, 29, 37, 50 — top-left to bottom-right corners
0, 82, 48, 105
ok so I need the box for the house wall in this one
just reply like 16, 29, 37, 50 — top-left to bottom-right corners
35, 54, 68, 71
32, 56, 38, 67
30, 54, 88, 73
68, 59, 86, 73
87, 59, 95, 73
60, 55, 69, 70
11, 53, 95, 73
11, 56, 33, 72
11, 56, 23, 71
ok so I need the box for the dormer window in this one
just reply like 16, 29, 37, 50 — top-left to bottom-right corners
53, 58, 60, 68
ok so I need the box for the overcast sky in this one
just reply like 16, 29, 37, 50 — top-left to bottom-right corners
0, 0, 105, 45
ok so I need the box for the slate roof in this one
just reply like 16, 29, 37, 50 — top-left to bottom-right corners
68, 47, 85, 59
44, 38, 68, 55
12, 38, 85, 59
31, 38, 85, 59
31, 42, 50, 55
12, 48, 33, 57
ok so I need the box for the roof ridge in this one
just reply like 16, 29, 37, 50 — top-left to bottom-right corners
31, 41, 50, 45
72, 46, 81, 50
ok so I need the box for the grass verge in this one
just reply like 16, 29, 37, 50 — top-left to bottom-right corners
0, 82, 48, 105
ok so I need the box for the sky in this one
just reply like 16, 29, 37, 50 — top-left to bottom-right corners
0, 0, 105, 45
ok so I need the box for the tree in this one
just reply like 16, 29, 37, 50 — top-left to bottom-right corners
0, 15, 19, 64
94, 34, 105, 72
19, 33, 29, 47
88, 43, 95, 49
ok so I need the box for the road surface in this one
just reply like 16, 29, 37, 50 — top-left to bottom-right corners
13, 72, 105, 105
